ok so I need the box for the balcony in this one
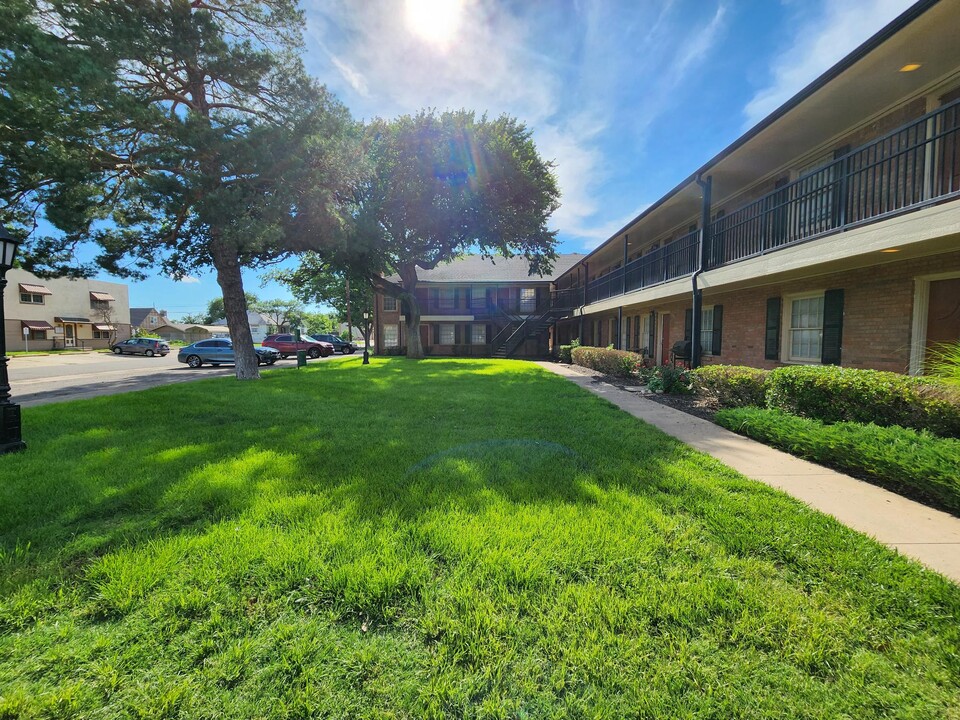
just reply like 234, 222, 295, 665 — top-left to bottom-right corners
585, 230, 699, 304
708, 97, 960, 269
581, 97, 960, 307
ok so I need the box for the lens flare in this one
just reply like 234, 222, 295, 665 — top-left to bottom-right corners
405, 0, 464, 52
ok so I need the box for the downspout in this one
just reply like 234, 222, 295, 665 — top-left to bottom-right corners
692, 174, 712, 369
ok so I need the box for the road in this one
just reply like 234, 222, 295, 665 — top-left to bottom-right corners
8, 350, 330, 406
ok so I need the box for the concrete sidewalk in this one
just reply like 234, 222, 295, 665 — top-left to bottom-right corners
537, 361, 960, 584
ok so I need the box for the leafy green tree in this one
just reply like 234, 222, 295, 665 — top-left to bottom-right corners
324, 110, 561, 358
0, 0, 361, 379
300, 310, 339, 336
264, 253, 373, 343
253, 298, 304, 334
202, 294, 260, 326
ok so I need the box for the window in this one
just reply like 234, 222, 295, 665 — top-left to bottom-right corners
520, 288, 536, 312
383, 295, 397, 312
470, 287, 487, 309
20, 293, 44, 304
148, 316, 158, 326
384, 325, 399, 347
609, 318, 617, 348
471, 324, 486, 345
700, 307, 715, 355
785, 294, 824, 362
438, 289, 455, 310
93, 330, 110, 339
439, 323, 455, 344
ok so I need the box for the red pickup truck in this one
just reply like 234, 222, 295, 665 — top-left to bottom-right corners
261, 334, 334, 359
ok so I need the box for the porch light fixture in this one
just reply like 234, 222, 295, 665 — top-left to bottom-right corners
899, 63, 922, 72
362, 312, 370, 365
0, 226, 26, 454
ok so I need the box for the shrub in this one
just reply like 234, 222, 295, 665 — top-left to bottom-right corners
927, 341, 960, 387
691, 365, 769, 408
557, 338, 581, 364
570, 346, 642, 378
646, 365, 693, 395
765, 365, 960, 438
716, 407, 960, 515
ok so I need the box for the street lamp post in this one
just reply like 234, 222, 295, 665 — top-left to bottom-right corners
362, 312, 370, 365
0, 227, 26, 454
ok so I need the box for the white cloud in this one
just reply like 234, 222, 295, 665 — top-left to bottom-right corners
743, 0, 915, 129
175, 275, 200, 284
302, 0, 726, 246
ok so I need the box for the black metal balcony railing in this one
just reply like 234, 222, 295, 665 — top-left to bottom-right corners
708, 98, 960, 269
578, 97, 960, 306
586, 229, 698, 304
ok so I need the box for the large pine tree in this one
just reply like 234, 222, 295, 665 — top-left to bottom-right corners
0, 0, 360, 378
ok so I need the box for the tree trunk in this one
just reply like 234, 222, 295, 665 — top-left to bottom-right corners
211, 240, 261, 380
399, 264, 423, 359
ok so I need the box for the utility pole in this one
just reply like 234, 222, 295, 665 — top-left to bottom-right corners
345, 277, 352, 341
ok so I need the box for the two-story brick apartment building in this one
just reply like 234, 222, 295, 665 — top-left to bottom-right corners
374, 254, 583, 357
4, 269, 131, 351
551, 0, 960, 375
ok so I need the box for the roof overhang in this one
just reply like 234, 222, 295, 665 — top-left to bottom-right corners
21, 320, 54, 331
89, 291, 116, 301
18, 283, 52, 295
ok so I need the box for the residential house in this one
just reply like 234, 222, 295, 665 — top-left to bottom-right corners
374, 254, 583, 357
154, 323, 229, 343
548, 0, 960, 375
130, 307, 168, 332
209, 310, 277, 342
4, 269, 131, 351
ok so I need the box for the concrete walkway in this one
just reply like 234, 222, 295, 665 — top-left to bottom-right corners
538, 361, 960, 584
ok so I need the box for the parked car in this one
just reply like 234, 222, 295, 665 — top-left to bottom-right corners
311, 334, 358, 354
261, 334, 334, 359
177, 339, 280, 368
111, 337, 170, 357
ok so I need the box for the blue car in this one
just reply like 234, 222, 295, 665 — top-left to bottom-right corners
177, 338, 280, 368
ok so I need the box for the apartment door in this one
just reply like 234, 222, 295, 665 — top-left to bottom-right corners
657, 313, 670, 365
925, 277, 960, 367
63, 323, 76, 348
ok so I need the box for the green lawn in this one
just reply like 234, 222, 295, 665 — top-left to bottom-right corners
1, 358, 958, 718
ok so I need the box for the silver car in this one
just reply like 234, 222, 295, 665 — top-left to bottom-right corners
177, 339, 280, 368
111, 338, 170, 356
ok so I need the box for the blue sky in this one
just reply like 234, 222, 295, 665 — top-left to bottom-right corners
108, 0, 914, 319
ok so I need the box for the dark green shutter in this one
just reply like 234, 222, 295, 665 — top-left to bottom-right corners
648, 312, 656, 357
430, 288, 439, 311
625, 316, 631, 351
765, 297, 781, 360
684, 308, 692, 342
454, 325, 461, 344
821, 289, 844, 365
711, 304, 723, 356
486, 324, 492, 343
454, 288, 460, 308
432, 324, 439, 344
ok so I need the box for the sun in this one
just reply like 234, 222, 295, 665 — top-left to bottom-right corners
404, 0, 465, 52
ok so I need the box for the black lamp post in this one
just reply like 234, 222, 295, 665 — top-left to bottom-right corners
0, 226, 25, 454
362, 311, 370, 365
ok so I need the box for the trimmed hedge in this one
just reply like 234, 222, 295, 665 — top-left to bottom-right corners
571, 346, 642, 378
716, 407, 960, 515
766, 365, 960, 438
691, 365, 768, 408
558, 344, 574, 364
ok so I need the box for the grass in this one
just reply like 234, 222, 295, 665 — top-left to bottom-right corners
715, 407, 960, 515
0, 357, 958, 718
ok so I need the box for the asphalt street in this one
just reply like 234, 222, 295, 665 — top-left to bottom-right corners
8, 350, 331, 406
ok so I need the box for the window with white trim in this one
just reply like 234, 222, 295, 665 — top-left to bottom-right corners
438, 289, 455, 310
20, 293, 44, 304
520, 288, 536, 312
383, 295, 397, 312
439, 323, 455, 344
471, 324, 486, 345
470, 287, 487, 309
784, 293, 824, 362
384, 325, 399, 347
700, 307, 714, 355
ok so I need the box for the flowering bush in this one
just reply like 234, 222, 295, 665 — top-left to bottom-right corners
645, 365, 693, 395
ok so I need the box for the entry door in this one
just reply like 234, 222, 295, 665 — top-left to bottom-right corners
658, 314, 671, 365
925, 277, 960, 367
64, 324, 75, 347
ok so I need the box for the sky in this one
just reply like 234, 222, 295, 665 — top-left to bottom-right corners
106, 0, 915, 320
